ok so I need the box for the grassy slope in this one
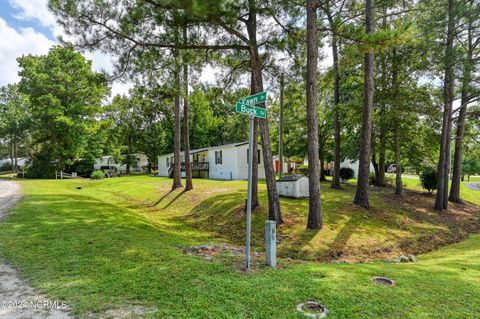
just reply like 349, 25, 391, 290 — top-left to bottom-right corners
0, 176, 478, 318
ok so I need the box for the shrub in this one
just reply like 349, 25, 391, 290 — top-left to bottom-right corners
420, 168, 437, 193
385, 175, 395, 187
90, 170, 104, 180
298, 164, 308, 176
340, 167, 354, 182
25, 154, 55, 179
0, 161, 12, 172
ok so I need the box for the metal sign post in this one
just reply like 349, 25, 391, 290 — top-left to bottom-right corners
235, 91, 267, 272
245, 112, 255, 272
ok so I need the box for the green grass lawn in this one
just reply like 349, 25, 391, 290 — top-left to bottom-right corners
466, 175, 480, 183
0, 175, 479, 318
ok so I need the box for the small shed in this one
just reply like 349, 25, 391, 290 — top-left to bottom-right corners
277, 174, 309, 198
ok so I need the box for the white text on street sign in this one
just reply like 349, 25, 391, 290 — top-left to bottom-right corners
237, 91, 267, 106
236, 102, 267, 119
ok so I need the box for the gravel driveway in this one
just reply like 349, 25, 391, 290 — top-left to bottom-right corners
0, 180, 73, 319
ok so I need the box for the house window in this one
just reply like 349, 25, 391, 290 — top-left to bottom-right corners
166, 157, 169, 167
247, 149, 261, 164
215, 151, 223, 165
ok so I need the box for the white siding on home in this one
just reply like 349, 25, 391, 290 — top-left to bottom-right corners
233, 144, 265, 180
208, 146, 252, 180
158, 154, 172, 177
157, 143, 267, 180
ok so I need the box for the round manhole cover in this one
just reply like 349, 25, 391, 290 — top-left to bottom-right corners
296, 301, 328, 318
373, 276, 396, 286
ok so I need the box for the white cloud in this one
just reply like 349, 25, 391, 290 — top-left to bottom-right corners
8, 0, 60, 35
3, 1, 132, 96
0, 17, 55, 86
84, 51, 114, 74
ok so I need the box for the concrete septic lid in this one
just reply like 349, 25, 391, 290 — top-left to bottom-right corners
278, 174, 307, 182
296, 302, 328, 318
372, 276, 396, 286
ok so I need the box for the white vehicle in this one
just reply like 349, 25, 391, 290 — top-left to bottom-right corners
387, 164, 397, 173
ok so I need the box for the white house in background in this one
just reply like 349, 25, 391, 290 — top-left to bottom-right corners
339, 159, 375, 178
157, 142, 267, 180
94, 153, 148, 174
0, 157, 28, 167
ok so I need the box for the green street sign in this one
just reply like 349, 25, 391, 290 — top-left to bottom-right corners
237, 91, 267, 106
236, 102, 267, 119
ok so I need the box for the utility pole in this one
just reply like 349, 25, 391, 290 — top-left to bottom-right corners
279, 73, 285, 178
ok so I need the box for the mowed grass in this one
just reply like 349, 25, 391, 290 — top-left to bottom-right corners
0, 175, 478, 318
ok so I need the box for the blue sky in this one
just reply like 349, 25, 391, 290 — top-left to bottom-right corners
0, 1, 55, 40
0, 0, 133, 95
0, 0, 217, 95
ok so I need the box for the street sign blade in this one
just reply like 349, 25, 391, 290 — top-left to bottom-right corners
237, 91, 267, 106
235, 102, 267, 119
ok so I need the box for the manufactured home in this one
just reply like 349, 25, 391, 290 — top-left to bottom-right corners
157, 142, 267, 180
94, 153, 148, 174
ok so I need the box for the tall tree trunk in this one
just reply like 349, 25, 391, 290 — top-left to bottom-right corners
371, 134, 378, 182
449, 23, 473, 203
172, 28, 183, 190
394, 125, 403, 194
443, 117, 452, 207
377, 103, 386, 186
435, 0, 455, 211
331, 32, 342, 189
354, 0, 375, 209
306, 0, 323, 229
14, 136, 18, 173
320, 156, 326, 182
392, 48, 403, 195
376, 3, 387, 187
246, 0, 282, 223
126, 133, 131, 175
183, 25, 193, 191
250, 74, 259, 209
10, 136, 14, 173
279, 73, 284, 178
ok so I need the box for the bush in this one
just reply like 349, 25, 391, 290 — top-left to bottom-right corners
298, 164, 308, 176
420, 168, 437, 193
369, 172, 377, 185
385, 175, 395, 187
340, 167, 354, 182
25, 154, 55, 179
90, 170, 104, 180
0, 161, 12, 172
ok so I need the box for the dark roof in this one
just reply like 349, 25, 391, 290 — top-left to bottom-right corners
208, 142, 249, 150
277, 174, 307, 182
190, 148, 209, 154
159, 142, 260, 158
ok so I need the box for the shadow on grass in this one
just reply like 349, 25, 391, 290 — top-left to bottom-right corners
151, 189, 174, 207
1, 179, 480, 318
161, 190, 187, 210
